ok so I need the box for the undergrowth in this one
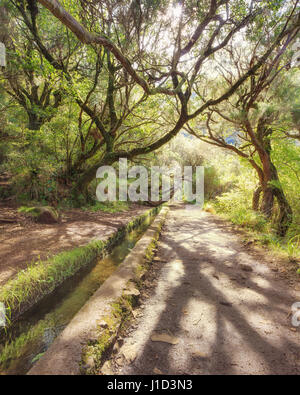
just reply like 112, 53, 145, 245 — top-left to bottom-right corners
210, 190, 300, 273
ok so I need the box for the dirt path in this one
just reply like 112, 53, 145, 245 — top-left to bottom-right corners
0, 204, 149, 286
102, 204, 300, 375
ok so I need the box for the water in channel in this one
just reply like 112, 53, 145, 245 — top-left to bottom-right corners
0, 214, 153, 375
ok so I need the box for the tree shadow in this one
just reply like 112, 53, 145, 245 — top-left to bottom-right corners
125, 206, 300, 375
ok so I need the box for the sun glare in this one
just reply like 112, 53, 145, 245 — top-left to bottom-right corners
170, 4, 182, 20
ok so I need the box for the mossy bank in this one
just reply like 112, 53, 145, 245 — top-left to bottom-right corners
27, 205, 168, 375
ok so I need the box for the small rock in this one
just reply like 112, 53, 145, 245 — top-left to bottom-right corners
240, 264, 253, 272
136, 268, 147, 280
123, 281, 140, 296
85, 355, 95, 369
192, 351, 207, 358
219, 301, 232, 307
21, 206, 60, 224
121, 344, 138, 363
151, 332, 179, 345
115, 355, 124, 366
153, 257, 167, 263
112, 346, 120, 354
97, 320, 108, 329
153, 367, 163, 375
101, 361, 113, 375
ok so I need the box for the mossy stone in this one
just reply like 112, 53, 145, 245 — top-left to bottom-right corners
21, 206, 60, 224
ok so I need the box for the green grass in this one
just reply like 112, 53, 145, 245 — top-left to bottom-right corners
211, 201, 300, 273
222, 207, 268, 232
18, 205, 59, 222
18, 206, 40, 216
0, 240, 105, 324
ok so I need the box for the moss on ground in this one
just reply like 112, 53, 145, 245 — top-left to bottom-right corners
18, 206, 60, 223
81, 294, 136, 374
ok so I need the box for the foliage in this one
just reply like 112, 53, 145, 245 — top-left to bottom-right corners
1, 0, 298, 202
0, 0, 299, 262
211, 150, 300, 262
215, 190, 269, 232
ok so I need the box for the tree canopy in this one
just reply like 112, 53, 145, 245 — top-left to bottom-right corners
0, 0, 299, 235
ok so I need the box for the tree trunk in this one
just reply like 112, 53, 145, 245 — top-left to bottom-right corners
259, 159, 292, 236
260, 186, 274, 218
273, 185, 293, 237
252, 185, 262, 211
254, 125, 292, 236
28, 113, 42, 131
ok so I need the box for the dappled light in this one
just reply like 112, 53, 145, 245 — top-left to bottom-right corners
0, 0, 299, 378
112, 205, 299, 375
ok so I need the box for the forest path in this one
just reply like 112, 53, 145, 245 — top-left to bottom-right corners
102, 204, 300, 375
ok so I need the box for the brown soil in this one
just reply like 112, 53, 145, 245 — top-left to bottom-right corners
102, 204, 300, 375
0, 203, 149, 286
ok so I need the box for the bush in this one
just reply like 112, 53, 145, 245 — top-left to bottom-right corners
214, 189, 268, 232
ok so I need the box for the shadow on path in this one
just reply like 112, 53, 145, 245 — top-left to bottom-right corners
119, 206, 300, 375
